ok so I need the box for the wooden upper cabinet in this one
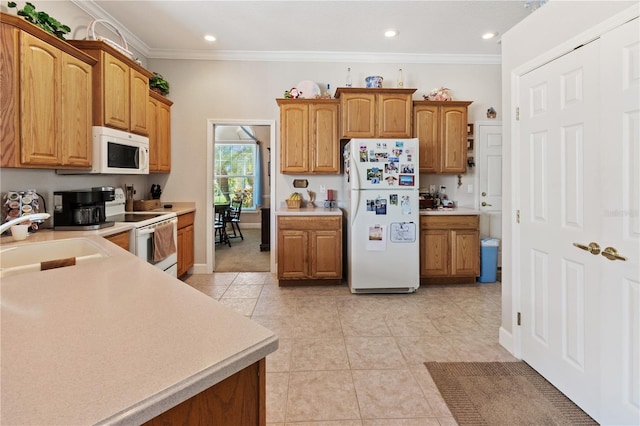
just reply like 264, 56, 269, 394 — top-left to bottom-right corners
309, 102, 339, 173
148, 90, 172, 173
19, 32, 61, 166
61, 54, 93, 167
103, 53, 129, 130
413, 100, 472, 174
377, 92, 413, 137
277, 98, 339, 174
68, 40, 153, 136
130, 68, 150, 134
0, 14, 96, 169
335, 88, 416, 138
340, 92, 376, 137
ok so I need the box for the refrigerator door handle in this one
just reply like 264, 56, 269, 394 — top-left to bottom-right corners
351, 189, 360, 226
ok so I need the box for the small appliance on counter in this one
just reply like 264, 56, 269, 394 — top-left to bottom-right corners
53, 187, 115, 230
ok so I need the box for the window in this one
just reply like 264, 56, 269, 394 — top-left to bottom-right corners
214, 142, 256, 209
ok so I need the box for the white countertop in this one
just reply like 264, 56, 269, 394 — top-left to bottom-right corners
276, 202, 342, 216
0, 233, 278, 425
419, 207, 480, 215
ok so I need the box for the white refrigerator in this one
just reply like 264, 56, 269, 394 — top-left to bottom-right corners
343, 139, 420, 293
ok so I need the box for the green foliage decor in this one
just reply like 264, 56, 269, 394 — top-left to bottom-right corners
150, 72, 170, 96
7, 2, 71, 40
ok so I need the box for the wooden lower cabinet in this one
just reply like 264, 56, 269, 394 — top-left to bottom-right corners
420, 215, 479, 284
177, 211, 195, 277
144, 358, 266, 426
104, 230, 130, 252
277, 215, 342, 285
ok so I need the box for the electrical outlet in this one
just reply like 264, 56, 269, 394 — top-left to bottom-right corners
467, 184, 474, 193
429, 184, 436, 193
320, 185, 326, 193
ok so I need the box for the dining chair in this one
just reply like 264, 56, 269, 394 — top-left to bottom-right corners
227, 197, 244, 240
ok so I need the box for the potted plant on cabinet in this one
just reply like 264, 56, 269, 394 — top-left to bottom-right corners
7, 1, 70, 39
150, 72, 170, 96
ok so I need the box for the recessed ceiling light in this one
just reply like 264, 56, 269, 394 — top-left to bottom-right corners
482, 32, 497, 40
204, 35, 216, 42
384, 30, 399, 38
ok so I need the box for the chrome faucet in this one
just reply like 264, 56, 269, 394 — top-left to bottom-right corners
0, 213, 50, 235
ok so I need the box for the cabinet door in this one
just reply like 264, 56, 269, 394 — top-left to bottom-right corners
129, 68, 149, 135
183, 224, 194, 273
177, 227, 186, 277
280, 103, 309, 173
103, 52, 129, 130
147, 96, 159, 171
61, 53, 92, 167
439, 106, 468, 173
420, 229, 449, 277
413, 105, 439, 173
309, 229, 341, 278
309, 102, 339, 173
378, 93, 412, 138
341, 92, 376, 138
451, 229, 479, 276
278, 230, 308, 278
157, 101, 171, 171
20, 32, 61, 165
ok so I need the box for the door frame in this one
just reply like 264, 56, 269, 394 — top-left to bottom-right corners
206, 119, 276, 273
508, 5, 639, 360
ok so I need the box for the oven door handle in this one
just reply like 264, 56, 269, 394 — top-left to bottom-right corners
137, 219, 178, 236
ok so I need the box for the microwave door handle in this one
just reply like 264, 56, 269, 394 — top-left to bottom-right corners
140, 147, 149, 172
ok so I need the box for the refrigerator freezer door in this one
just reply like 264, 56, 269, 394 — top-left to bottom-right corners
350, 139, 419, 190
348, 188, 419, 293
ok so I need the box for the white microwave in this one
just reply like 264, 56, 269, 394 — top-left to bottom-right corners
58, 126, 149, 174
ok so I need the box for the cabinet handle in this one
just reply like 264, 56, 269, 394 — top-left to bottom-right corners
573, 242, 601, 255
601, 247, 627, 261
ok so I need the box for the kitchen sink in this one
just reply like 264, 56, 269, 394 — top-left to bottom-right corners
0, 238, 109, 278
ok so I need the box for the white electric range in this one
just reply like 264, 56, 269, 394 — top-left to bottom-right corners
105, 188, 178, 277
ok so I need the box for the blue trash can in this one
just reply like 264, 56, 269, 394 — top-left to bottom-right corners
478, 238, 500, 283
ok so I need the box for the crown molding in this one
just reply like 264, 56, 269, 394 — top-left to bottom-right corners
72, 0, 501, 65
147, 49, 501, 65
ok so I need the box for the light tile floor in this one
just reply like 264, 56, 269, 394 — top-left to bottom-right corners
182, 272, 517, 425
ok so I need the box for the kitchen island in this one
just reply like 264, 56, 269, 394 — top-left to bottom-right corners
0, 233, 278, 425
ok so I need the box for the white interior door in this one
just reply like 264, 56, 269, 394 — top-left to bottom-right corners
518, 17, 640, 425
519, 39, 602, 418
598, 18, 640, 425
477, 122, 503, 264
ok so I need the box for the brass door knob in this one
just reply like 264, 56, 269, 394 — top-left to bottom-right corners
482, 192, 487, 197
573, 242, 601, 255
602, 247, 627, 261
481, 202, 492, 207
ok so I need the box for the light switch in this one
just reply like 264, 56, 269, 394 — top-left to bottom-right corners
467, 184, 474, 193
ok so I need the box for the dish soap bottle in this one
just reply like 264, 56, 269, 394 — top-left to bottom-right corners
346, 67, 352, 87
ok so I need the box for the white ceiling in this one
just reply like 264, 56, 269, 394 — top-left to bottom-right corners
76, 1, 540, 63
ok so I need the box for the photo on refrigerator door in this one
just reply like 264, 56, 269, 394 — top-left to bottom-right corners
367, 225, 386, 251
367, 168, 383, 184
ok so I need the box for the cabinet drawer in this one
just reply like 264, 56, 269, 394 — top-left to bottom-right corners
421, 215, 479, 230
177, 211, 195, 229
278, 216, 341, 231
